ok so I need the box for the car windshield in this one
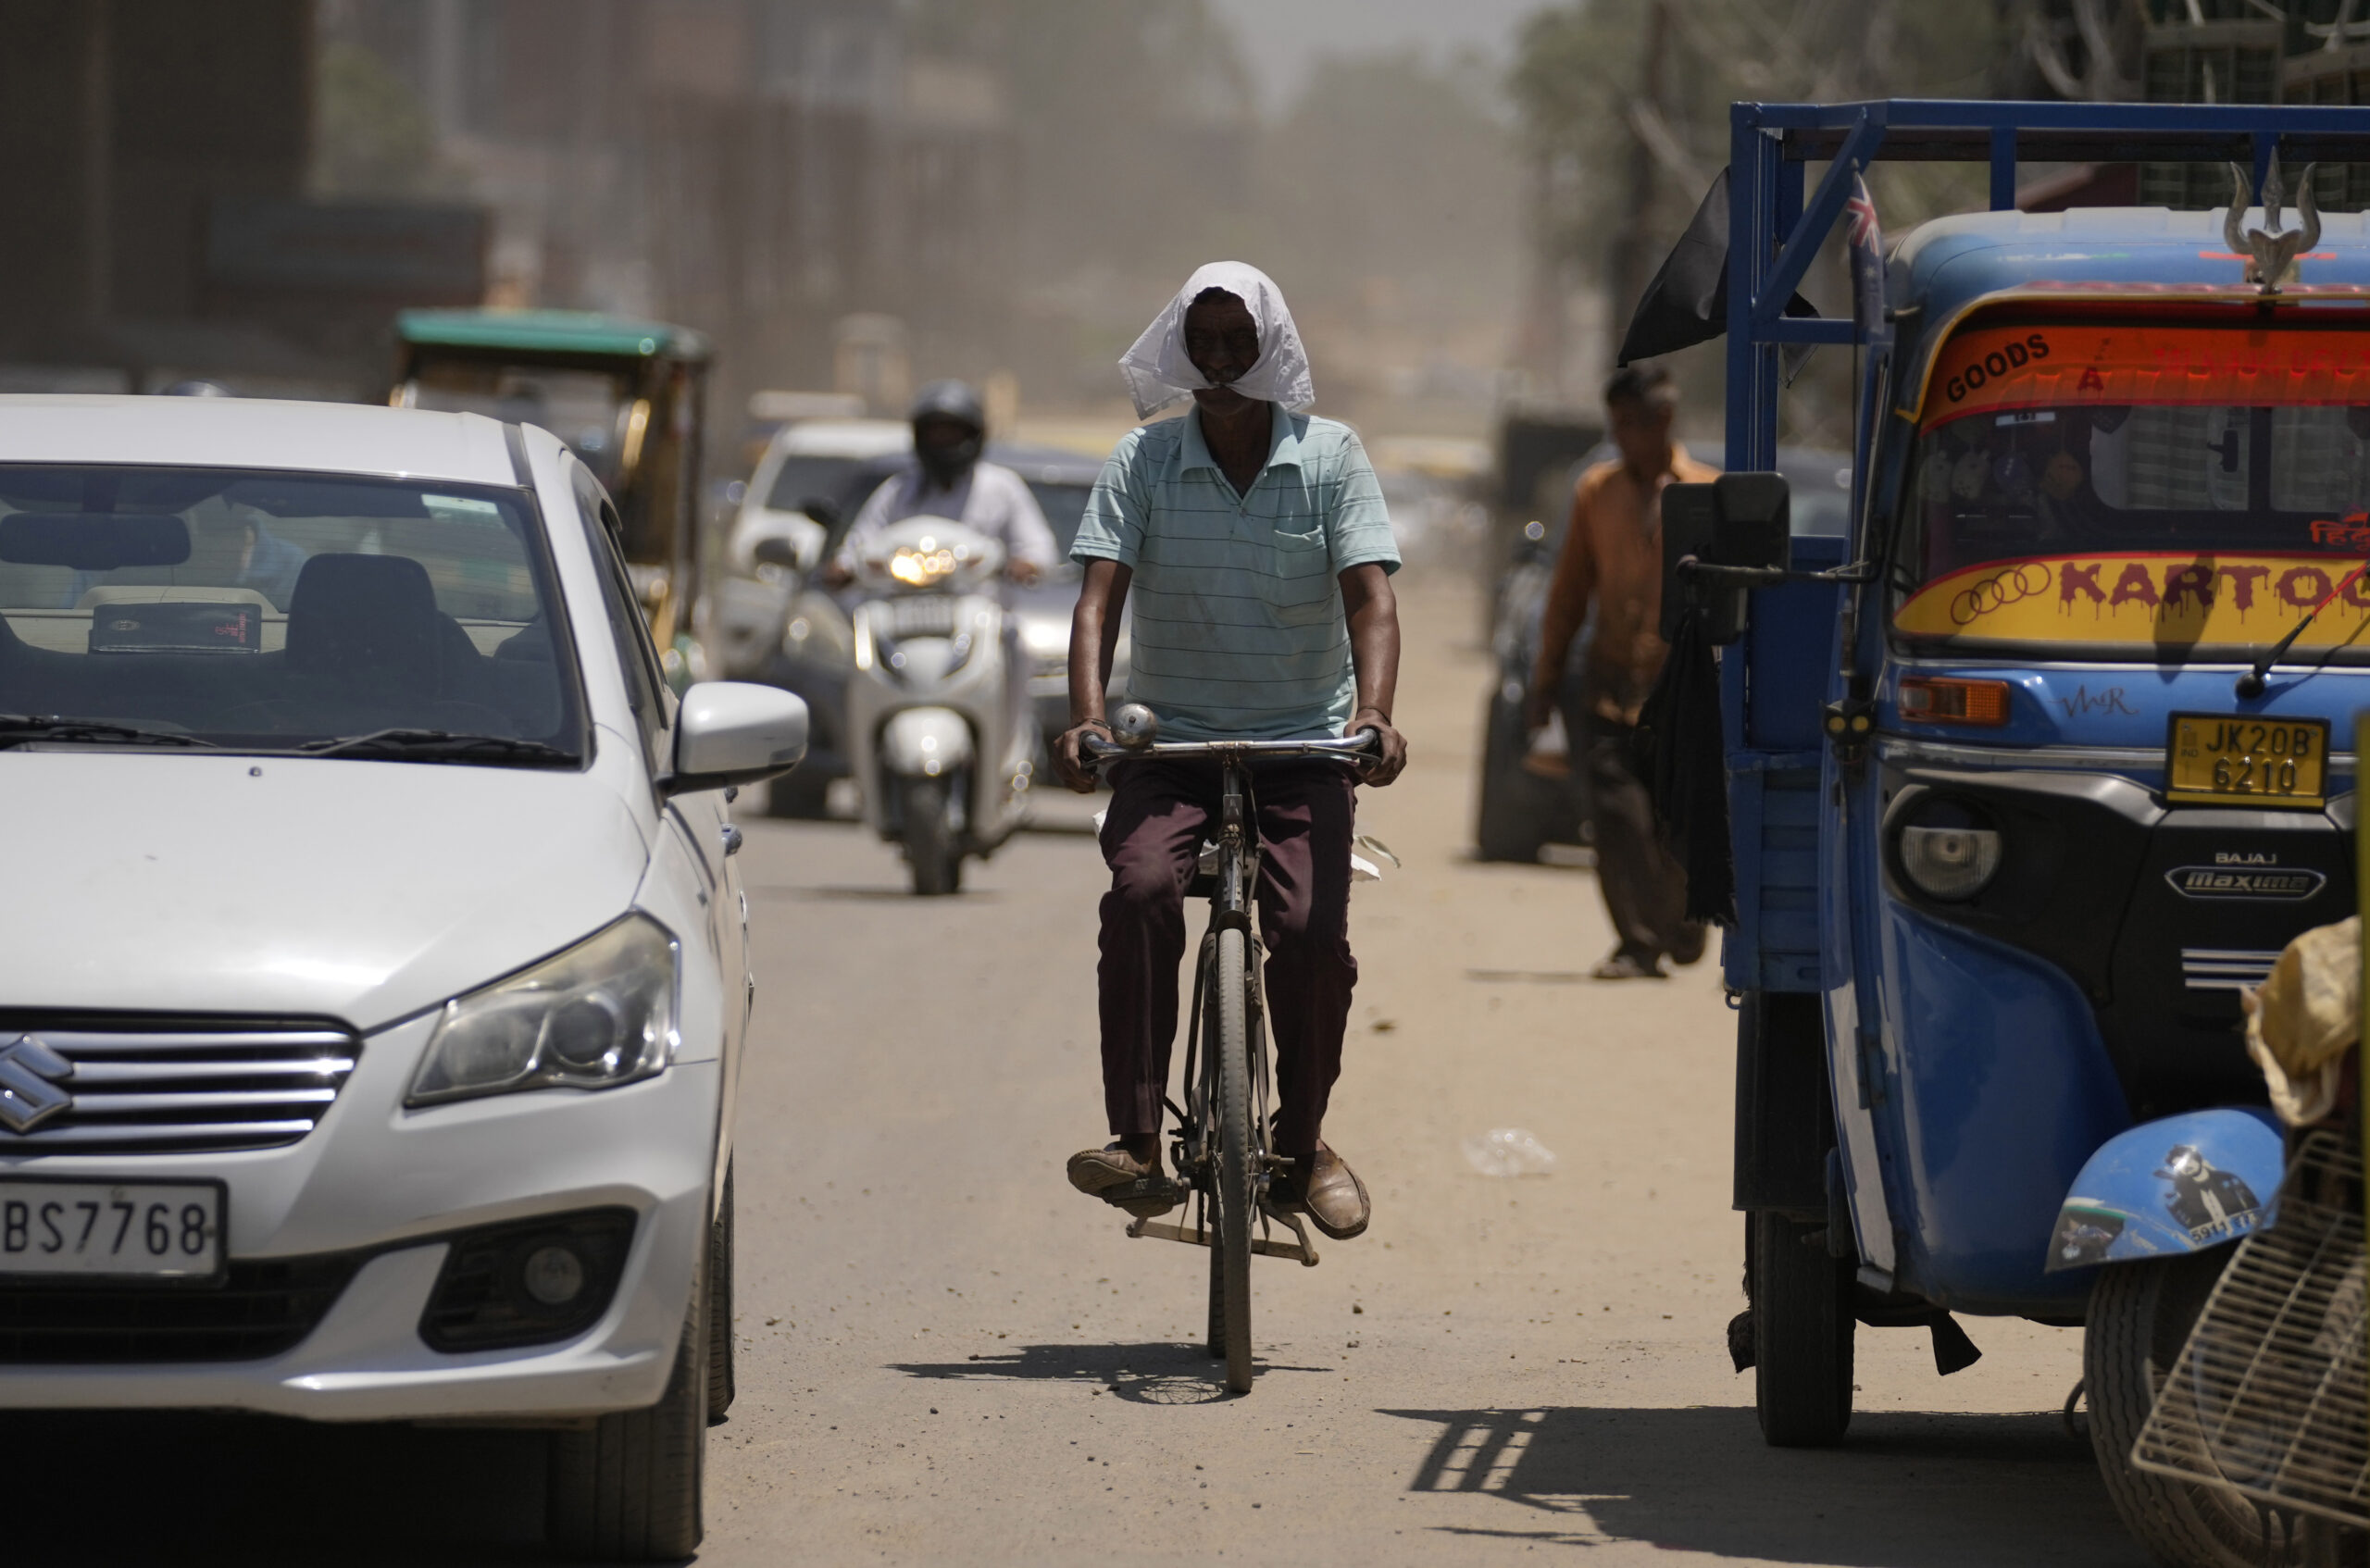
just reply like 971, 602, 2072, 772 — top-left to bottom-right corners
1892, 316, 2370, 654
765, 454, 880, 516
0, 466, 584, 755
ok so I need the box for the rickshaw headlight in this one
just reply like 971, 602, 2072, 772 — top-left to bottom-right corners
1899, 805, 2002, 902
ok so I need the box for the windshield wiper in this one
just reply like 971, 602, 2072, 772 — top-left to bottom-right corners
2235, 560, 2370, 698
0, 714, 218, 750
295, 728, 581, 765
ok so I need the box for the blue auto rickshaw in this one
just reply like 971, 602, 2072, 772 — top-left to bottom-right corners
1663, 100, 2370, 1565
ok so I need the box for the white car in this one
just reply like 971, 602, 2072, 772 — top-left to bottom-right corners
0, 396, 807, 1560
725, 416, 911, 577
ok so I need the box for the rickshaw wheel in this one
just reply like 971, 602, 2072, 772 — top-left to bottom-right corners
1751, 1210, 1853, 1447
2085, 1251, 2264, 1568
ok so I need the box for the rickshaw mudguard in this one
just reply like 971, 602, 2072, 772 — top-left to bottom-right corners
1869, 902, 2129, 1310
2044, 1107, 2283, 1272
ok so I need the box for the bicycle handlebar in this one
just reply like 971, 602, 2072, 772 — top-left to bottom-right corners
1079, 727, 1382, 773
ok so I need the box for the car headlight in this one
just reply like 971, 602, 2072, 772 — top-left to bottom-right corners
407, 915, 680, 1106
1898, 801, 2002, 902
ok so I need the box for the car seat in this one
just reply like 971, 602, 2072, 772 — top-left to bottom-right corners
286, 554, 449, 694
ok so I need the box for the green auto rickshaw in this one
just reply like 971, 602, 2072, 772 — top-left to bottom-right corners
393, 308, 712, 688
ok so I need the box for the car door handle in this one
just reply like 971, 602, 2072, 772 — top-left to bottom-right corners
721, 824, 745, 856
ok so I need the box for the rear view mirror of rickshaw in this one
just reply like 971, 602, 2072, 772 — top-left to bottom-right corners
1662, 471, 1791, 644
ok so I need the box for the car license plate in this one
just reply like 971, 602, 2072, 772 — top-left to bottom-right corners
0, 1178, 225, 1281
2165, 714, 2330, 809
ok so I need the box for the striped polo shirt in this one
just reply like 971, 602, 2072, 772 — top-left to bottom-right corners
1072, 403, 1399, 741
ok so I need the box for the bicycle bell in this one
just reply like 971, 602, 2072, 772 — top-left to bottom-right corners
1111, 703, 1160, 750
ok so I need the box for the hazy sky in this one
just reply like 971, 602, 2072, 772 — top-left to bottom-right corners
1207, 0, 1548, 112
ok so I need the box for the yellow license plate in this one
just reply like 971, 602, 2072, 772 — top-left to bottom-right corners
2165, 714, 2329, 808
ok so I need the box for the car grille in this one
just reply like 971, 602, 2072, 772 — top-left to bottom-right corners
0, 1252, 362, 1363
2179, 947, 2282, 993
0, 1016, 360, 1154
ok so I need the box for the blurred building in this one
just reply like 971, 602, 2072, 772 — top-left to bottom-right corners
322, 0, 1014, 429
0, 0, 484, 396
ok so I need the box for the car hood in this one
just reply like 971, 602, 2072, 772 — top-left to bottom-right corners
0, 753, 649, 1030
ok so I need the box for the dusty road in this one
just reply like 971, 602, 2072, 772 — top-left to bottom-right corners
696, 571, 2143, 1567
10, 572, 2149, 1567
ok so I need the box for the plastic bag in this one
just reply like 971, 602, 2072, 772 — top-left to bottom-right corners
2243, 915, 2358, 1126
1461, 1127, 1557, 1177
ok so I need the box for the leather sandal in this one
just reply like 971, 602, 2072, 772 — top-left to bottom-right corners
1066, 1143, 1179, 1218
1275, 1141, 1370, 1240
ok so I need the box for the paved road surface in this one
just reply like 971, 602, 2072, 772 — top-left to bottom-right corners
9, 573, 2149, 1567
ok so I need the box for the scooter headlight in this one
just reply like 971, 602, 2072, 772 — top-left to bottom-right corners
888, 545, 958, 587
1898, 800, 2002, 902
408, 915, 680, 1106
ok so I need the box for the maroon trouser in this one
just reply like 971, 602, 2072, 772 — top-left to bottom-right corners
1097, 757, 1357, 1159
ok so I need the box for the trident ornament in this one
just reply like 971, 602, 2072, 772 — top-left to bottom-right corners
2225, 156, 2321, 292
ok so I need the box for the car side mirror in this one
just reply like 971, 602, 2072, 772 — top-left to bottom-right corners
751, 535, 799, 570
798, 495, 843, 535
1662, 473, 1790, 645
664, 681, 808, 796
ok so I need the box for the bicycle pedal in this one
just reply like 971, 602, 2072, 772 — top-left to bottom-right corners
1098, 1175, 1186, 1216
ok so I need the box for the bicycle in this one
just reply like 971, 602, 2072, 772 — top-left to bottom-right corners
1081, 703, 1380, 1393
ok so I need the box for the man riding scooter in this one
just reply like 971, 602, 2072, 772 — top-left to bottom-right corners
821, 380, 1058, 590
829, 380, 1057, 893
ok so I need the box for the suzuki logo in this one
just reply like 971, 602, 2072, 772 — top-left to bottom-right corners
0, 1035, 74, 1133
2165, 865, 2326, 902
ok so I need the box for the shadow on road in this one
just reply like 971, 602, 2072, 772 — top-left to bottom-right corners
890, 1341, 1333, 1406
1382, 1405, 2146, 1566
0, 1409, 564, 1567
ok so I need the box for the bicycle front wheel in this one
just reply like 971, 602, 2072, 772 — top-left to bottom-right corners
1210, 925, 1255, 1393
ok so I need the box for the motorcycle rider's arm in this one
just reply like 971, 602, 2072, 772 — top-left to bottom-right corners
821, 473, 902, 588
996, 466, 1059, 587
1054, 558, 1130, 792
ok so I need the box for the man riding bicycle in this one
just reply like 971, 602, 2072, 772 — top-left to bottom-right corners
1053, 261, 1407, 1242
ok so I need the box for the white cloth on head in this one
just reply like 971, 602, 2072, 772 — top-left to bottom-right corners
1116, 260, 1315, 421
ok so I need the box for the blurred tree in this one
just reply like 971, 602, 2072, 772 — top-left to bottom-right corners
1256, 50, 1519, 317
912, 0, 1254, 276
910, 0, 1524, 420
1511, 0, 2009, 428
311, 40, 460, 199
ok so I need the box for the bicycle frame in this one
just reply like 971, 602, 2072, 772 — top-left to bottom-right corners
1082, 728, 1378, 1267
1175, 751, 1281, 1245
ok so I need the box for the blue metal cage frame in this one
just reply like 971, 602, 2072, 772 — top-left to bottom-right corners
1724, 98, 2370, 472
1714, 99, 2370, 997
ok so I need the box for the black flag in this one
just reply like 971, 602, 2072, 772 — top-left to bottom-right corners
1617, 168, 1821, 367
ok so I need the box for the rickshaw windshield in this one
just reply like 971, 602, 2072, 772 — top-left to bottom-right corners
408, 362, 642, 493
1892, 317, 2370, 654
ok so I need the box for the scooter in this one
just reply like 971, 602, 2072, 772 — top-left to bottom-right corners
842, 515, 1035, 894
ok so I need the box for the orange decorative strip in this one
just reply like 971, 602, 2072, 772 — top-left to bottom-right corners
1896, 552, 2370, 645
